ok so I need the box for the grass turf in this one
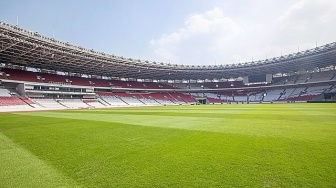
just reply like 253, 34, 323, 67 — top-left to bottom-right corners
0, 103, 335, 187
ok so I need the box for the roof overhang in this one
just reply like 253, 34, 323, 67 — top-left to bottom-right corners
0, 21, 335, 80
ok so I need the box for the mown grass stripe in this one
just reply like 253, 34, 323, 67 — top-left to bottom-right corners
0, 132, 81, 188
16, 109, 336, 142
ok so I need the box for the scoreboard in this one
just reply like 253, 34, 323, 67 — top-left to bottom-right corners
243, 74, 272, 84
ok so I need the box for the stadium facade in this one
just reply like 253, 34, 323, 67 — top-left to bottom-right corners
0, 21, 336, 111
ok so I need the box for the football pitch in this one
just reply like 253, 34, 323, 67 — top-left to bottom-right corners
0, 103, 335, 187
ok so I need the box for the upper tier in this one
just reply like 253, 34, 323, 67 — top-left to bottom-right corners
0, 21, 336, 80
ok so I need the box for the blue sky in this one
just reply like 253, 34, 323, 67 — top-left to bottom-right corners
1, 0, 335, 65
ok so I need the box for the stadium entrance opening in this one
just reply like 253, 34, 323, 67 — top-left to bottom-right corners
324, 93, 336, 101
195, 98, 207, 104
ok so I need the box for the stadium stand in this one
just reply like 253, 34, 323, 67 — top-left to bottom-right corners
0, 21, 335, 111
37, 72, 67, 84
307, 70, 336, 82
0, 71, 7, 79
89, 78, 112, 87
175, 93, 196, 104
114, 93, 145, 106
1, 66, 336, 108
0, 88, 11, 96
146, 93, 174, 105
97, 92, 129, 106
135, 93, 159, 105
3, 68, 40, 82
233, 95, 246, 102
59, 99, 90, 108
65, 76, 92, 86
82, 99, 106, 108
0, 96, 26, 106
33, 99, 66, 109
263, 89, 283, 102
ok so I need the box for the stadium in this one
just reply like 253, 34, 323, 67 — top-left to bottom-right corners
0, 21, 335, 110
0, 21, 336, 110
0, 5, 336, 187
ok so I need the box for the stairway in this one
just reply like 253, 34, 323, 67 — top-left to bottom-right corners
56, 99, 69, 108
18, 96, 35, 108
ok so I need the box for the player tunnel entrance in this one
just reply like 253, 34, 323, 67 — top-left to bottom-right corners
195, 98, 207, 104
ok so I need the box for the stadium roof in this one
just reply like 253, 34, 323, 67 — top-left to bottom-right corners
0, 21, 335, 80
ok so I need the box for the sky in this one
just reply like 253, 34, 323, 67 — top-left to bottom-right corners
1, 0, 335, 65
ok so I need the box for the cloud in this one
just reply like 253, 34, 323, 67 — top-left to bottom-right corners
150, 7, 243, 65
153, 48, 178, 63
150, 1, 336, 66
277, 0, 335, 23
269, 0, 336, 58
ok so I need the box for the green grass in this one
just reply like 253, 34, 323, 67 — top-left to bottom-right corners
0, 103, 335, 187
